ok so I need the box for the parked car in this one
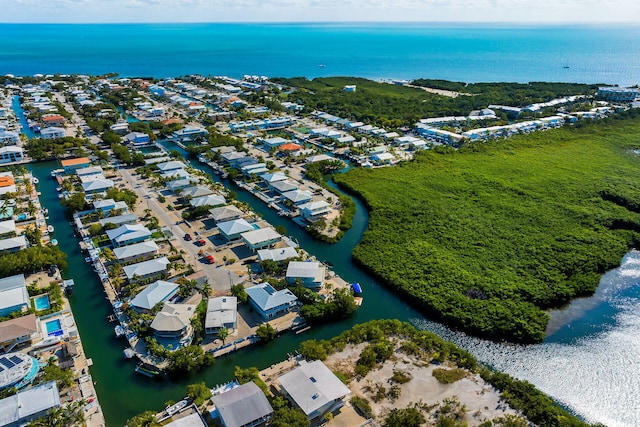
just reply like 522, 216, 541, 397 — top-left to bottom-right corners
196, 238, 206, 246
184, 233, 192, 241
204, 252, 214, 264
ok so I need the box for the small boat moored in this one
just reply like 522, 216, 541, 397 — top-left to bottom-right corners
47, 225, 54, 233
115, 325, 125, 337
135, 362, 162, 377
165, 399, 189, 416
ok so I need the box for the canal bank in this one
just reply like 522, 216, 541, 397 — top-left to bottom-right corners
28, 141, 640, 426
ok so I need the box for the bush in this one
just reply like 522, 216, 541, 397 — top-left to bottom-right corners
350, 396, 373, 419
432, 368, 467, 384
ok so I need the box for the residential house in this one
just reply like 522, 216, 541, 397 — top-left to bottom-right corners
281, 190, 312, 206
93, 199, 128, 216
0, 236, 28, 253
42, 114, 65, 127
285, 261, 325, 290
246, 283, 298, 320
0, 147, 23, 164
0, 274, 28, 319
81, 178, 115, 194
0, 174, 15, 197
106, 224, 151, 247
270, 180, 298, 195
173, 126, 208, 142
150, 303, 196, 346
129, 280, 179, 312
0, 381, 60, 427
75, 166, 103, 179
113, 240, 159, 264
179, 185, 212, 198
124, 132, 151, 148
39, 127, 66, 139
166, 177, 198, 191
259, 136, 289, 150
241, 228, 282, 251
278, 360, 351, 420
156, 161, 187, 175
163, 413, 207, 427
109, 122, 129, 135
0, 220, 16, 238
211, 381, 273, 427
260, 172, 287, 186
257, 246, 298, 263
61, 157, 90, 174
597, 86, 639, 102
99, 213, 137, 228
209, 205, 244, 224
278, 143, 302, 153
218, 218, 255, 241
0, 314, 40, 353
299, 201, 331, 222
189, 194, 226, 209
0, 130, 20, 146
123, 256, 170, 282
205, 296, 237, 334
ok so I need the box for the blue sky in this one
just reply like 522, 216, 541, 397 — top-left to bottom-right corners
3, 0, 639, 23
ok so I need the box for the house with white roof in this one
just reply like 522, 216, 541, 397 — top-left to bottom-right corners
163, 413, 207, 427
257, 246, 298, 263
259, 136, 289, 150
173, 126, 208, 142
166, 177, 199, 191
209, 205, 244, 224
150, 303, 196, 345
299, 201, 331, 222
286, 261, 325, 290
260, 172, 287, 185
99, 213, 137, 228
130, 280, 179, 312
278, 360, 351, 420
0, 219, 16, 238
0, 236, 28, 254
281, 190, 313, 206
0, 381, 60, 427
124, 256, 170, 282
210, 381, 273, 427
156, 161, 186, 174
93, 199, 128, 215
106, 224, 151, 247
76, 166, 103, 178
39, 127, 65, 139
179, 185, 213, 198
190, 194, 226, 209
246, 283, 298, 320
205, 296, 237, 334
218, 218, 255, 241
0, 146, 23, 164
162, 169, 191, 180
270, 180, 298, 195
81, 178, 114, 194
0, 274, 28, 318
0, 130, 20, 145
113, 240, 159, 263
241, 228, 282, 251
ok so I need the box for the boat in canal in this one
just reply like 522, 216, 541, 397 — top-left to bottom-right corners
134, 362, 162, 378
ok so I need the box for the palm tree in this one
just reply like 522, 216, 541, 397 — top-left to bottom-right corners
217, 328, 229, 344
198, 281, 211, 299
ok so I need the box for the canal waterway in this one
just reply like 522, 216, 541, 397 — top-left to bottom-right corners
23, 138, 640, 426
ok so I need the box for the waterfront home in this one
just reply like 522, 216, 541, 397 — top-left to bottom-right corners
257, 246, 298, 263
371, 152, 395, 165
189, 194, 226, 209
81, 178, 114, 194
246, 283, 298, 320
305, 154, 338, 164
597, 86, 639, 102
260, 172, 287, 186
217, 218, 255, 241
281, 189, 313, 206
0, 220, 16, 238
164, 413, 207, 427
204, 296, 237, 334
144, 156, 172, 165
241, 228, 282, 252
415, 124, 464, 146
93, 199, 128, 216
179, 185, 213, 199
299, 201, 331, 222
156, 161, 187, 175
166, 177, 199, 192
278, 143, 302, 153
124, 132, 151, 147
0, 236, 28, 253
106, 224, 151, 247
113, 240, 159, 264
79, 172, 107, 184
61, 157, 90, 174
99, 213, 137, 228
109, 122, 129, 135
42, 114, 65, 127
259, 136, 289, 150
0, 130, 20, 146
285, 261, 325, 290
150, 303, 196, 348
210, 381, 273, 427
209, 205, 244, 224
75, 166, 103, 178
240, 162, 267, 176
123, 256, 170, 282
173, 125, 208, 143
0, 274, 28, 319
0, 146, 23, 164
0, 381, 60, 425
130, 280, 179, 312
278, 360, 351, 421
0, 173, 15, 196
0, 314, 40, 353
270, 180, 298, 195
220, 151, 248, 167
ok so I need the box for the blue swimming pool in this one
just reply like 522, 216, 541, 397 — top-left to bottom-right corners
45, 319, 63, 336
33, 295, 50, 311
15, 213, 27, 221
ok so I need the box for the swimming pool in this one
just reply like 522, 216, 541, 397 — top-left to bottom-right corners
33, 295, 50, 311
45, 319, 63, 337
15, 213, 27, 221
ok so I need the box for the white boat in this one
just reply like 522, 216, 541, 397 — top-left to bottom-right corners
33, 337, 62, 349
47, 225, 54, 233
32, 177, 39, 184
115, 325, 125, 337
123, 348, 135, 359
165, 399, 189, 416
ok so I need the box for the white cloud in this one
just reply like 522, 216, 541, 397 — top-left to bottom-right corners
3, 0, 639, 22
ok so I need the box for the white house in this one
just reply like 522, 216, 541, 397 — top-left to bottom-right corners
39, 127, 65, 139
0, 274, 29, 318
205, 296, 238, 334
113, 240, 159, 263
299, 201, 331, 221
130, 280, 179, 312
241, 228, 282, 251
106, 224, 151, 247
0, 146, 23, 163
286, 261, 325, 290
123, 257, 170, 282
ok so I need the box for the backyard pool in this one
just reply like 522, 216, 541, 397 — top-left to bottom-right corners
45, 319, 63, 337
33, 295, 50, 311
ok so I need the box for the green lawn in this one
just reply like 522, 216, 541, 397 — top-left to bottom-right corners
334, 117, 640, 342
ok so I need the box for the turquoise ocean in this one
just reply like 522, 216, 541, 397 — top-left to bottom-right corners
6, 23, 640, 427
1, 23, 640, 85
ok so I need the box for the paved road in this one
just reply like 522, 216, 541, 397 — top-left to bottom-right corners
117, 167, 244, 292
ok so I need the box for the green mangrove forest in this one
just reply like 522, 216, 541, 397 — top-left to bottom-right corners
334, 117, 640, 343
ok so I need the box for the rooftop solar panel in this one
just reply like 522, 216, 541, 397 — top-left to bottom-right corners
0, 358, 14, 368
9, 355, 22, 364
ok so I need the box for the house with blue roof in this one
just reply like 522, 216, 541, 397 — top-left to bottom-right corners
130, 280, 178, 313
218, 218, 255, 241
106, 224, 151, 247
245, 283, 298, 320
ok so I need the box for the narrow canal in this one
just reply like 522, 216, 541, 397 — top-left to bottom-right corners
24, 139, 640, 427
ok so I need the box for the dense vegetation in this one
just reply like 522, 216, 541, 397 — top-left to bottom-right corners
334, 118, 640, 342
0, 246, 67, 277
298, 319, 597, 427
272, 77, 598, 127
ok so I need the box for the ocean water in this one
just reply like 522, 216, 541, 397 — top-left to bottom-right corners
0, 23, 640, 85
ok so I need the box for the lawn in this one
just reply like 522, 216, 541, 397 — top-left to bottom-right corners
334, 116, 640, 342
